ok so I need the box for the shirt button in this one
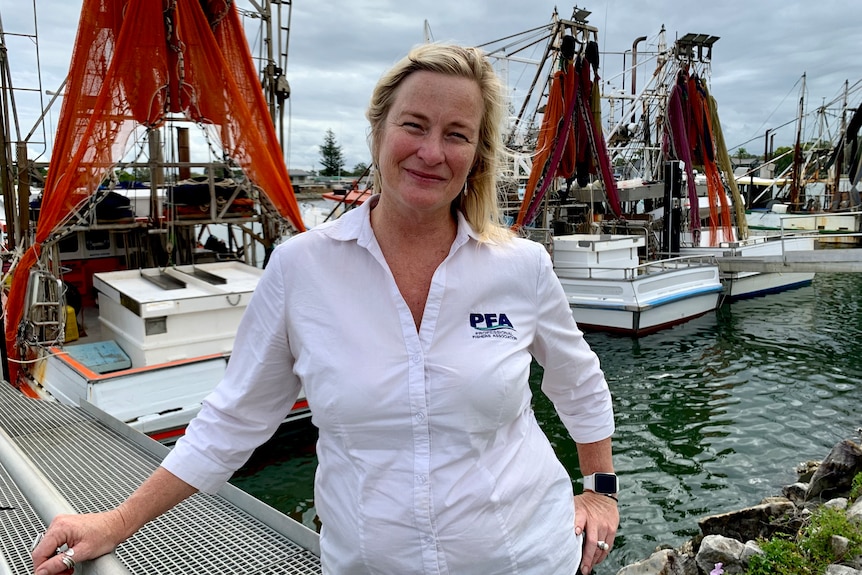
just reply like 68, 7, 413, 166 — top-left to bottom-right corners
415, 412, 425, 421
416, 475, 427, 484
411, 354, 421, 363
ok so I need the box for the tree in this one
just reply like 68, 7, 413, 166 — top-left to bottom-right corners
772, 145, 794, 176
318, 129, 345, 177
351, 162, 369, 176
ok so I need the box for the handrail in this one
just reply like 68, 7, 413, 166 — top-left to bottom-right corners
0, 426, 132, 575
554, 253, 717, 280
779, 210, 862, 262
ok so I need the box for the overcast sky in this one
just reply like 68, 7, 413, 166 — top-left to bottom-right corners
2, 0, 860, 174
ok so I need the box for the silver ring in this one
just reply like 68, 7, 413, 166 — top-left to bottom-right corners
61, 555, 76, 570
597, 540, 610, 551
30, 532, 45, 553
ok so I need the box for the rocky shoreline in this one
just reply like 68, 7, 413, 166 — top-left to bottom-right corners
615, 435, 862, 575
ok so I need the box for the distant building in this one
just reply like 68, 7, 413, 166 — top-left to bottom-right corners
288, 169, 315, 186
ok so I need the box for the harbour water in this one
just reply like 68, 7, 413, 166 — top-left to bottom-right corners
230, 272, 861, 573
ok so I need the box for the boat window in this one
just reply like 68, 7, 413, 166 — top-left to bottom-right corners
85, 230, 111, 251
145, 316, 167, 336
58, 234, 79, 254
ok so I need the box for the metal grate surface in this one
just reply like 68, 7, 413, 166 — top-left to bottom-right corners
0, 463, 47, 575
0, 383, 321, 575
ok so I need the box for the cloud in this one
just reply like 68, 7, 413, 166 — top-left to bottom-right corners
2, 0, 860, 172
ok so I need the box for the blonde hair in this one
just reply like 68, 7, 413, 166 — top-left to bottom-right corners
366, 43, 513, 242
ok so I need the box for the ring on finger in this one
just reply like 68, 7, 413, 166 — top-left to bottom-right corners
61, 555, 76, 569
30, 532, 44, 553
597, 540, 610, 551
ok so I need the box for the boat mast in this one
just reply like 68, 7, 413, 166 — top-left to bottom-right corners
255, 0, 293, 156
0, 11, 22, 250
788, 72, 806, 210
0, 25, 16, 249
834, 79, 849, 197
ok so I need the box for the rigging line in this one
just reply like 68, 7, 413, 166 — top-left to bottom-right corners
507, 37, 547, 97
818, 79, 862, 111
6, 351, 69, 365
29, 0, 48, 159
486, 31, 554, 61
285, 89, 292, 169
732, 74, 804, 151
477, 23, 555, 51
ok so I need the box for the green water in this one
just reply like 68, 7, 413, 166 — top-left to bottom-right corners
231, 273, 861, 573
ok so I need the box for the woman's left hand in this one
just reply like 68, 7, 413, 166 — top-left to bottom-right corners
574, 491, 619, 574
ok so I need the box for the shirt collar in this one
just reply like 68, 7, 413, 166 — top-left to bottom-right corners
316, 194, 480, 249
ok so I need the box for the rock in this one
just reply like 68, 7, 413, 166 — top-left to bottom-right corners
698, 499, 797, 542
806, 440, 862, 501
695, 535, 746, 574
797, 460, 820, 482
740, 541, 763, 564
615, 434, 862, 574
831, 534, 850, 560
782, 482, 808, 505
615, 548, 695, 575
825, 498, 850, 511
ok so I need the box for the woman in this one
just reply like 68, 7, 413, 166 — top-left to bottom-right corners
33, 43, 618, 575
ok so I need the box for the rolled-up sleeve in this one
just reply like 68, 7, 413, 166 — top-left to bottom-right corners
161, 249, 302, 493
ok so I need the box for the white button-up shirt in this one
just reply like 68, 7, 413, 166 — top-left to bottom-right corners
163, 197, 615, 574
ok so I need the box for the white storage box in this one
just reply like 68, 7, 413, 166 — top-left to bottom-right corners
93, 261, 263, 367
553, 234, 644, 279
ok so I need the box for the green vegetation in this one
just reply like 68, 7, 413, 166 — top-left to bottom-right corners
745, 472, 862, 575
851, 473, 862, 501
746, 537, 810, 575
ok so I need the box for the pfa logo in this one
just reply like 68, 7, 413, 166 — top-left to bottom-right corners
469, 313, 517, 340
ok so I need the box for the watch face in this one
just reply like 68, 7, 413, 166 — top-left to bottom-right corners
595, 473, 618, 493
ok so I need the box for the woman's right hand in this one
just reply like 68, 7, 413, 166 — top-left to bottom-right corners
32, 466, 199, 574
32, 510, 127, 575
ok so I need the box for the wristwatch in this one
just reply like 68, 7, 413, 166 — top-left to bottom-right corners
582, 472, 618, 495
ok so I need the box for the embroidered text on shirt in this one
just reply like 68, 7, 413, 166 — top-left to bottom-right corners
469, 313, 517, 340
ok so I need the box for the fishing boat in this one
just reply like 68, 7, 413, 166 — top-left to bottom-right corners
741, 75, 862, 242
0, 0, 310, 443
493, 12, 837, 316
680, 230, 816, 300
481, 9, 724, 334
552, 233, 721, 334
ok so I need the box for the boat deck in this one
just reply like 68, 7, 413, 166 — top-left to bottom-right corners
0, 382, 321, 575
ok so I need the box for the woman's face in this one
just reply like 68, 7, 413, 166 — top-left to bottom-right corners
376, 70, 482, 218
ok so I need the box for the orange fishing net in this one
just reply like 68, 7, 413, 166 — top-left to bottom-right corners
5, 0, 305, 379
687, 73, 733, 245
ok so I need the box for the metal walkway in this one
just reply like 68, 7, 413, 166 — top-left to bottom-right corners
718, 247, 862, 273
0, 382, 321, 575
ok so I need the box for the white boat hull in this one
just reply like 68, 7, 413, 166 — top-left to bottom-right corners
683, 234, 817, 300
746, 209, 862, 238
553, 234, 722, 335
721, 270, 814, 299
558, 265, 721, 335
